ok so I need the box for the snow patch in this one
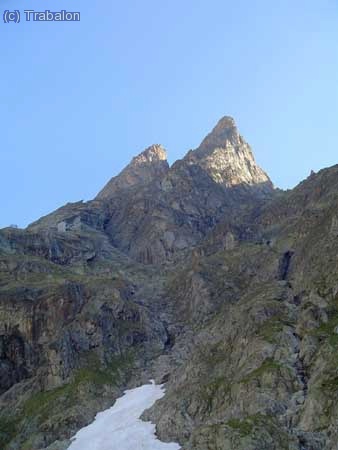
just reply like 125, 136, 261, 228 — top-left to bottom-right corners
67, 380, 181, 450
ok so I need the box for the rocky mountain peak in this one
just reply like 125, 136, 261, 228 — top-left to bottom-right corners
96, 144, 169, 199
185, 116, 273, 194
4, 112, 338, 450
194, 116, 241, 157
135, 144, 167, 163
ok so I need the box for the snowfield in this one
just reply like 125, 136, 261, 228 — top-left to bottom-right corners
67, 381, 181, 450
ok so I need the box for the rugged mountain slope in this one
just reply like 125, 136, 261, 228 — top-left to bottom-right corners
0, 225, 170, 449
96, 144, 169, 199
185, 116, 273, 195
29, 117, 273, 265
144, 165, 338, 450
1, 117, 338, 450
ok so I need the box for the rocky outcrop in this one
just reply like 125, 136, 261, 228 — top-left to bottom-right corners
96, 144, 169, 199
0, 226, 169, 449
29, 118, 273, 265
142, 165, 338, 450
2, 115, 338, 450
97, 118, 274, 263
185, 116, 273, 195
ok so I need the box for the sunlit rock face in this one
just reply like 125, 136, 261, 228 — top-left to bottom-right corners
96, 144, 169, 199
27, 117, 274, 266
185, 116, 273, 195
93, 117, 274, 264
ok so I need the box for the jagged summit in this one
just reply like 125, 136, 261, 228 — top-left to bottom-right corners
193, 116, 240, 158
97, 116, 273, 200
185, 116, 273, 194
96, 144, 169, 199
136, 144, 167, 163
4, 110, 338, 450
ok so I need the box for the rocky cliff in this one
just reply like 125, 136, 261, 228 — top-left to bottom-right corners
96, 144, 169, 199
185, 116, 273, 195
1, 117, 338, 450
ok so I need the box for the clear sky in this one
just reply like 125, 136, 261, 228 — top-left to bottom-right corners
0, 0, 337, 228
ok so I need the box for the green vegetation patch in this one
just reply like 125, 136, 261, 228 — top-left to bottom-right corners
226, 417, 254, 436
320, 375, 338, 392
0, 353, 133, 449
240, 358, 282, 383
258, 316, 294, 343
312, 310, 338, 347
197, 376, 231, 414
0, 416, 18, 449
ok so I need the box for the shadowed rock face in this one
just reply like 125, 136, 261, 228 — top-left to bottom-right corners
30, 118, 274, 265
96, 118, 273, 263
2, 116, 338, 450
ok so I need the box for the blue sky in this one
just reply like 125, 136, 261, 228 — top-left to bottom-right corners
0, 0, 337, 228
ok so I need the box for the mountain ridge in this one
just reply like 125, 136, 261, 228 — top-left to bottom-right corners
1, 116, 338, 450
96, 143, 169, 199
98, 116, 273, 200
28, 116, 274, 265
